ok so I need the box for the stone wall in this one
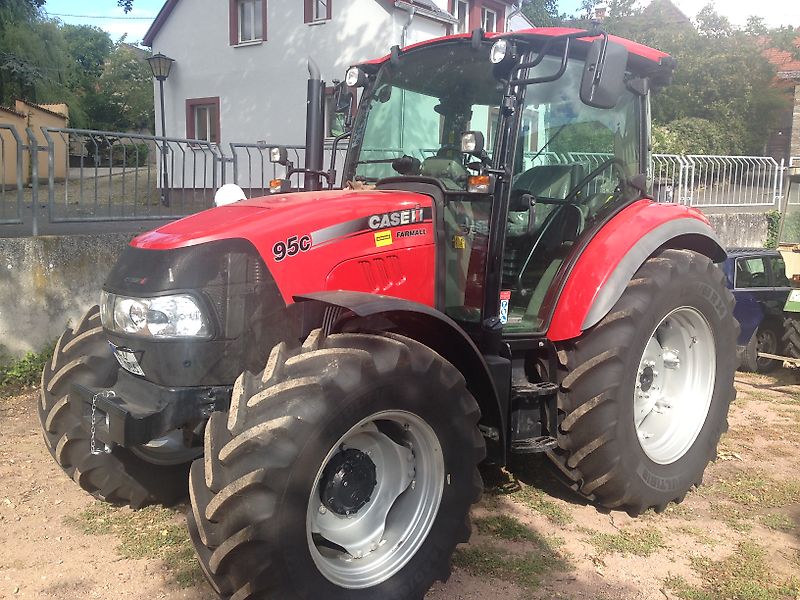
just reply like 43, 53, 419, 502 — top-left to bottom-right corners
0, 234, 133, 358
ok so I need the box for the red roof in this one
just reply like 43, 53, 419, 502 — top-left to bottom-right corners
763, 40, 800, 74
358, 27, 671, 67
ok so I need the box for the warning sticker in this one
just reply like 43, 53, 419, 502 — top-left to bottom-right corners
452, 235, 466, 249
499, 290, 511, 325
374, 230, 393, 247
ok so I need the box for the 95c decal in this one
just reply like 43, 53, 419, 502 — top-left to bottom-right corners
273, 234, 312, 262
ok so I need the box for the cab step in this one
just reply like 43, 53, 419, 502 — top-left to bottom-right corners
511, 435, 558, 454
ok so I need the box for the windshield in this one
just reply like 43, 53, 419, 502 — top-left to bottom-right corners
346, 42, 503, 190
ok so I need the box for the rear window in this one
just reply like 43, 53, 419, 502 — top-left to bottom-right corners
735, 257, 768, 288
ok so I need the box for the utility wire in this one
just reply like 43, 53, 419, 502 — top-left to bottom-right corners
47, 13, 155, 20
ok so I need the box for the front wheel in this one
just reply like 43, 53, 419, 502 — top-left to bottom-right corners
39, 305, 199, 508
188, 331, 484, 599
546, 249, 737, 515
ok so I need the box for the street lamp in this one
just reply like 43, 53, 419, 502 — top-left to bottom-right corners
146, 52, 174, 206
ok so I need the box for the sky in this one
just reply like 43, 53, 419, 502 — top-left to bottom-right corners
42, 0, 800, 46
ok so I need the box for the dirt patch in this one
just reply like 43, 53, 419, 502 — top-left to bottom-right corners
2, 371, 800, 599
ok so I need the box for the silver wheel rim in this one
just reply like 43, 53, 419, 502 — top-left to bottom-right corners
306, 410, 444, 589
634, 306, 716, 465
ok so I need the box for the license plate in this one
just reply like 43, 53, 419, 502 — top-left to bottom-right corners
110, 343, 145, 376
790, 290, 800, 302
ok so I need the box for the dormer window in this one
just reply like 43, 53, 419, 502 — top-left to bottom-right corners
305, 0, 331, 23
230, 0, 266, 45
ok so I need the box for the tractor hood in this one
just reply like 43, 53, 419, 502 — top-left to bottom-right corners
130, 188, 437, 306
132, 189, 430, 251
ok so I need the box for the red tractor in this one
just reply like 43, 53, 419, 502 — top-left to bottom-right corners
40, 27, 736, 600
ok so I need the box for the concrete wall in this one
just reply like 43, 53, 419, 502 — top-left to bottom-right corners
0, 234, 133, 357
704, 211, 769, 249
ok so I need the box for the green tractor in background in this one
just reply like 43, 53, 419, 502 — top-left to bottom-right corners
777, 163, 800, 360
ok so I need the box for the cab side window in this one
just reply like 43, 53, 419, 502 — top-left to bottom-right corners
735, 257, 768, 288
770, 256, 791, 287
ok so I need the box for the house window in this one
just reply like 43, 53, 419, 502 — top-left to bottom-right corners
239, 0, 263, 42
229, 0, 266, 45
305, 0, 331, 23
186, 98, 221, 144
481, 6, 497, 32
455, 0, 470, 33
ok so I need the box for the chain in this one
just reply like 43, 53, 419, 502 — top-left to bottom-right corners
90, 390, 115, 455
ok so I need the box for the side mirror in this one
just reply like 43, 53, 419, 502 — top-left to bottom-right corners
580, 37, 629, 109
332, 81, 354, 131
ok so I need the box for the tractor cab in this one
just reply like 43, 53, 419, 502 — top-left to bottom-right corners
334, 29, 668, 337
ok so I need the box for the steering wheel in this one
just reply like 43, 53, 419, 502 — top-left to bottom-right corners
563, 157, 627, 205
514, 202, 585, 296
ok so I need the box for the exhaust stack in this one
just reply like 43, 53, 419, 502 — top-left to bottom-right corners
305, 58, 325, 191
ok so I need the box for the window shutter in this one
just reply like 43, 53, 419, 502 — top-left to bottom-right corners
229, 0, 238, 45
304, 0, 312, 23
326, 0, 332, 20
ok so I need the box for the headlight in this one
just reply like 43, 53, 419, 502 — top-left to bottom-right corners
489, 39, 508, 64
100, 291, 211, 338
345, 66, 366, 88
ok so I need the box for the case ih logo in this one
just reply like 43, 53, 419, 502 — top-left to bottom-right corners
368, 209, 425, 230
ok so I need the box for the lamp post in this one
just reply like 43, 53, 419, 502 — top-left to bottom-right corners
146, 52, 174, 206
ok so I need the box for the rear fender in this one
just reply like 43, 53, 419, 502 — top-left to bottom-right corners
547, 200, 725, 342
295, 290, 507, 463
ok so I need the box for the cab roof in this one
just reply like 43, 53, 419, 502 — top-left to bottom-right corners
358, 27, 674, 75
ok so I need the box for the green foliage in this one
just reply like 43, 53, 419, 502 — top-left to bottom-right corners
765, 210, 781, 249
0, 3, 152, 132
576, 4, 792, 156
87, 43, 155, 131
652, 118, 742, 155
111, 142, 149, 166
520, 0, 563, 27
0, 342, 54, 388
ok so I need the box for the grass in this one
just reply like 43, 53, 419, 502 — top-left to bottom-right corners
674, 525, 720, 547
710, 470, 800, 509
453, 544, 570, 591
709, 502, 753, 532
760, 513, 795, 532
474, 515, 547, 544
64, 502, 201, 587
665, 541, 800, 600
0, 342, 54, 395
586, 527, 664, 557
509, 485, 574, 526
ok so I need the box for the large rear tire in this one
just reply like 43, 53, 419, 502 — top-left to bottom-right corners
782, 315, 800, 360
546, 249, 737, 515
39, 305, 196, 509
188, 330, 484, 600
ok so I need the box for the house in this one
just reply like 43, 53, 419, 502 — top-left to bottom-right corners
142, 0, 519, 151
0, 101, 69, 186
763, 40, 800, 162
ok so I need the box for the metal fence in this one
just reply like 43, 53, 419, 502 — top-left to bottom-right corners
1, 119, 799, 235
0, 124, 24, 224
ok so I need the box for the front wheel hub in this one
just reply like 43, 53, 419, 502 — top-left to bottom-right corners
320, 448, 378, 516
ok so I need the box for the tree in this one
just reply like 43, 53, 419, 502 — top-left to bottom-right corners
86, 43, 154, 132
520, 0, 562, 27
62, 25, 112, 91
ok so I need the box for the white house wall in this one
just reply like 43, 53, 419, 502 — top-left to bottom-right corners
150, 0, 449, 155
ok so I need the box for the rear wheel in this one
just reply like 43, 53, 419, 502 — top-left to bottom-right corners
782, 315, 800, 360
546, 249, 737, 515
39, 305, 198, 508
188, 330, 484, 599
741, 321, 780, 373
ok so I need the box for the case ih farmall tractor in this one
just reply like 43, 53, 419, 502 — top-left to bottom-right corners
40, 27, 736, 599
